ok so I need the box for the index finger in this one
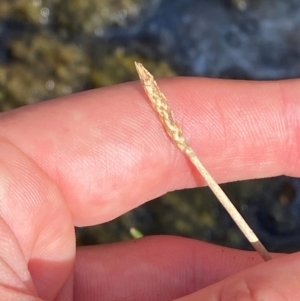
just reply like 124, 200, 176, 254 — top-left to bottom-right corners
0, 78, 298, 226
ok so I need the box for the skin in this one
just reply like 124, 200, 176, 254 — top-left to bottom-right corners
0, 77, 299, 300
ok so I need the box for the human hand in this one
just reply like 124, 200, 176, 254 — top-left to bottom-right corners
0, 78, 299, 300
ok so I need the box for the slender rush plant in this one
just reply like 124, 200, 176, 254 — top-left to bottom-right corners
135, 62, 271, 262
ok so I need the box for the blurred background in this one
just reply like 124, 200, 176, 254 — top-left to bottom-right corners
1, 0, 300, 253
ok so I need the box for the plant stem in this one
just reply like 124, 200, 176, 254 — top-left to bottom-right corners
135, 61, 271, 261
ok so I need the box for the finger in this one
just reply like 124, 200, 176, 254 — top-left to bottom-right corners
0, 140, 75, 300
0, 79, 299, 225
174, 250, 298, 301
73, 236, 279, 301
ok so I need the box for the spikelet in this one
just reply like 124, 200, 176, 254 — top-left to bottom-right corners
135, 62, 271, 261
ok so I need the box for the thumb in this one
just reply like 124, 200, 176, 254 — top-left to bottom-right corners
175, 252, 299, 301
